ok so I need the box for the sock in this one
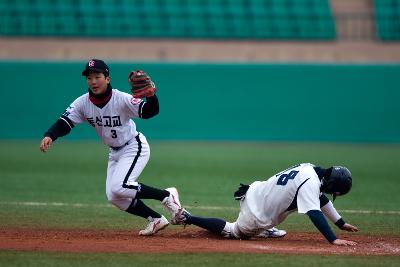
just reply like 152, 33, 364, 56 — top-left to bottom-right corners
135, 183, 169, 201
125, 199, 161, 219
186, 214, 226, 234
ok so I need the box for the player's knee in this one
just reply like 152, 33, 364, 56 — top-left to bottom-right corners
109, 186, 124, 198
110, 181, 139, 197
107, 196, 129, 211
107, 189, 124, 208
109, 183, 133, 198
106, 182, 138, 210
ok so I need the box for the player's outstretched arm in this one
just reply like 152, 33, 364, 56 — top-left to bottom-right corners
307, 210, 337, 243
307, 210, 357, 246
332, 239, 357, 246
320, 195, 358, 232
40, 117, 73, 153
40, 136, 53, 152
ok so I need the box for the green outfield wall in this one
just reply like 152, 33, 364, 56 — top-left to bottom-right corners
0, 61, 399, 143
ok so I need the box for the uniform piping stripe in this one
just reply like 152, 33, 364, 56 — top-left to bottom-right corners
122, 134, 142, 189
138, 101, 145, 118
286, 178, 310, 211
60, 115, 74, 129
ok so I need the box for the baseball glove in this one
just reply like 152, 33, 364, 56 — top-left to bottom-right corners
233, 183, 250, 201
128, 70, 157, 98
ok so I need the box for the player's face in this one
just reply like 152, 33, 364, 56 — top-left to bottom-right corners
86, 72, 110, 95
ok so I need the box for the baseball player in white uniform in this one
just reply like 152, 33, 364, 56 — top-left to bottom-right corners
40, 59, 183, 236
176, 163, 359, 246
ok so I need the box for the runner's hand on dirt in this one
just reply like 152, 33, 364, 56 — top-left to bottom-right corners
332, 239, 357, 246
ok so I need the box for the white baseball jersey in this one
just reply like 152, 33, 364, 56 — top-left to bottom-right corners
244, 163, 321, 229
61, 89, 143, 147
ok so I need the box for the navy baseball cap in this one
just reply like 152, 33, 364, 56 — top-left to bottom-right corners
82, 59, 110, 76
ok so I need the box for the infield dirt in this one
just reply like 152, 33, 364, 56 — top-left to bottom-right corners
1, 227, 399, 256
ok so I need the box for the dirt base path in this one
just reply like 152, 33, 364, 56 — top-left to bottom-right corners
1, 228, 399, 256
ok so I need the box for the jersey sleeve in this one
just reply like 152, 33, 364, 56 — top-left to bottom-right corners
122, 93, 144, 118
61, 97, 86, 126
297, 177, 321, 214
321, 200, 342, 224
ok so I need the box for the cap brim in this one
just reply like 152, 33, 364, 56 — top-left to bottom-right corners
82, 68, 107, 76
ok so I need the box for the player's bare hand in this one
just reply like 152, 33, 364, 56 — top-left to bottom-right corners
341, 223, 358, 232
332, 239, 357, 246
40, 137, 53, 152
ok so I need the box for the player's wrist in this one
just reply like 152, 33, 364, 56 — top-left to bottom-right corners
44, 133, 55, 141
335, 218, 346, 229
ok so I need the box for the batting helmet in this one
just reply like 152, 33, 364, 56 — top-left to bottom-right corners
321, 166, 352, 201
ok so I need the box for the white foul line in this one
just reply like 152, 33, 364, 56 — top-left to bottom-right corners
0, 201, 400, 215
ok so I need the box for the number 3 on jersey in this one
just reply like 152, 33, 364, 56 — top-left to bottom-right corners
277, 171, 299, 186
111, 130, 117, 138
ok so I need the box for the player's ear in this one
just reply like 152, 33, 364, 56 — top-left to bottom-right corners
105, 76, 110, 83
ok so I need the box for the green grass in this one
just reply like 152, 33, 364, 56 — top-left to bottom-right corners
1, 251, 400, 267
1, 140, 400, 266
1, 141, 399, 208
